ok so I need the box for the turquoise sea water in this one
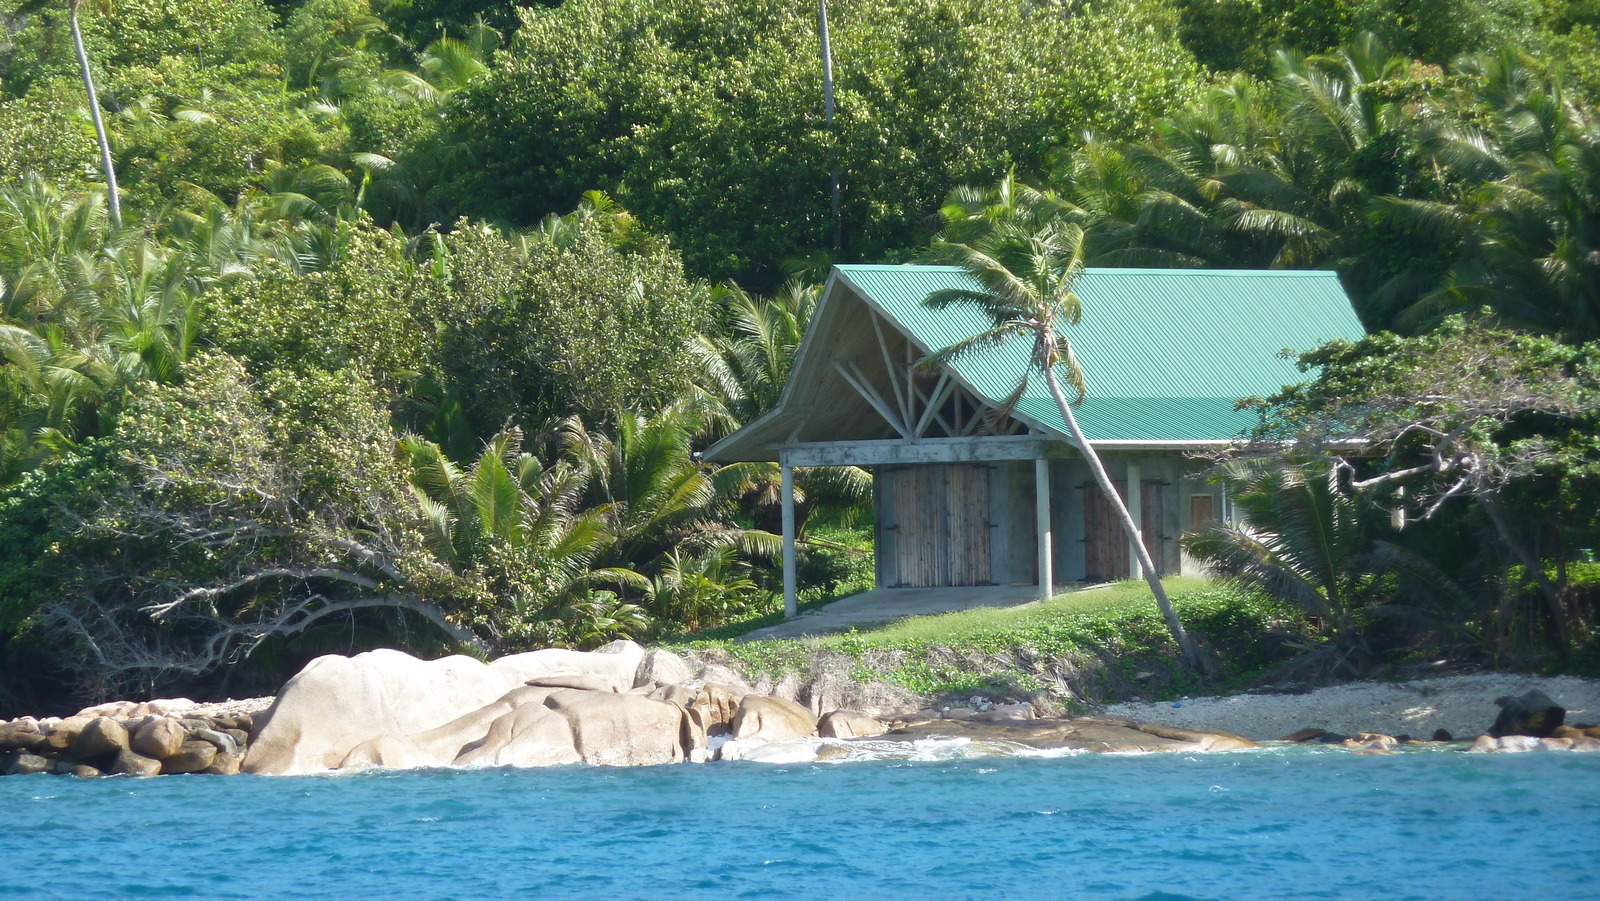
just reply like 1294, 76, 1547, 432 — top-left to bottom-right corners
4, 747, 1599, 900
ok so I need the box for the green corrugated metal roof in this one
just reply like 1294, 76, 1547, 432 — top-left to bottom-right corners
836, 265, 1365, 443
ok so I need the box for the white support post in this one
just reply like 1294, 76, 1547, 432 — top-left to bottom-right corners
1035, 457, 1052, 600
1127, 460, 1143, 579
781, 461, 797, 619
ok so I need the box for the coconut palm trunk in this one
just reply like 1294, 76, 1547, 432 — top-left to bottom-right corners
818, 0, 840, 250
1038, 351, 1213, 676
923, 213, 1216, 678
69, 2, 121, 229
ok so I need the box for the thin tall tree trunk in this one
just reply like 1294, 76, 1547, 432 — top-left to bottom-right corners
1479, 488, 1570, 657
818, 0, 840, 250
70, 5, 121, 230
1040, 360, 1216, 677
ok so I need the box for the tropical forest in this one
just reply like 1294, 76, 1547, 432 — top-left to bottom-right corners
1, 0, 1597, 716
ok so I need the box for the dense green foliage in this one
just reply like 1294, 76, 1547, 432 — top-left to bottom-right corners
0, 0, 1596, 710
1188, 320, 1600, 672
451, 0, 1202, 286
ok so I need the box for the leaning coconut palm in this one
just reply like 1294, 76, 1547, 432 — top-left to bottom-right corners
922, 219, 1215, 676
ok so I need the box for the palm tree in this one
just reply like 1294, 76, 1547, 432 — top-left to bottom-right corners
818, 0, 840, 249
922, 219, 1214, 676
59, 0, 123, 229
688, 280, 817, 440
400, 428, 648, 647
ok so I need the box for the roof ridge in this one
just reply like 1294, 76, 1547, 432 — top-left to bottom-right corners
836, 264, 1340, 277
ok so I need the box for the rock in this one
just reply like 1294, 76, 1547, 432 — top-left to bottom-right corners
42, 716, 93, 752
203, 752, 244, 776
146, 699, 198, 717
815, 744, 852, 762
162, 741, 218, 774
698, 664, 752, 694
188, 727, 239, 755
819, 710, 887, 739
3, 751, 50, 776
409, 685, 558, 764
648, 683, 692, 707
1540, 737, 1574, 751
525, 673, 617, 692
339, 735, 430, 770
732, 695, 818, 745
689, 683, 747, 736
1432, 729, 1454, 742
542, 689, 686, 767
222, 728, 250, 749
109, 750, 164, 777
245, 644, 646, 775
76, 701, 137, 718
680, 707, 708, 758
684, 705, 713, 744
1571, 737, 1600, 752
72, 717, 130, 759
942, 707, 976, 721
454, 703, 581, 768
0, 720, 47, 753
69, 764, 101, 779
1470, 735, 1500, 753
1489, 689, 1565, 738
633, 649, 693, 690
974, 703, 1034, 722
130, 717, 187, 760
886, 716, 1255, 753
1279, 728, 1327, 743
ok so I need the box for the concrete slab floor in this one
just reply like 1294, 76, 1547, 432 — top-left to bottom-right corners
738, 583, 1093, 641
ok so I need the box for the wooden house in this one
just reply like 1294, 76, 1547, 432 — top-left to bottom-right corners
704, 265, 1366, 616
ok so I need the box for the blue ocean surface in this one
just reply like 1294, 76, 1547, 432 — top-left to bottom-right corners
3, 746, 1598, 900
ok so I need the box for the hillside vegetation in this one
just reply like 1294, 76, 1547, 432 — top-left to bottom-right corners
0, 0, 1596, 714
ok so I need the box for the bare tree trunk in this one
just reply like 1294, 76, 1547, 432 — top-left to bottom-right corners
818, 0, 840, 250
1041, 361, 1216, 678
70, 5, 121, 229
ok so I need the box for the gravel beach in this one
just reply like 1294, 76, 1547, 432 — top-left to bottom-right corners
1100, 673, 1600, 741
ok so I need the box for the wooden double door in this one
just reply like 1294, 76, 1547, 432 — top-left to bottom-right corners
1083, 479, 1168, 582
882, 463, 993, 587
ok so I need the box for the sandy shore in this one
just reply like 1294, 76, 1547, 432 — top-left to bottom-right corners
1099, 673, 1600, 741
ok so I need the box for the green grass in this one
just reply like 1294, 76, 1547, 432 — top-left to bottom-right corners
668, 577, 1313, 707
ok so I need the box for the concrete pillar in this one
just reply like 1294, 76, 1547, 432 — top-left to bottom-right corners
1035, 457, 1052, 600
781, 462, 797, 618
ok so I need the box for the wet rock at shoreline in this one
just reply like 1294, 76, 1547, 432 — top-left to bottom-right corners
732, 695, 817, 745
820, 710, 887, 739
110, 749, 163, 777
881, 716, 1255, 754
3, 751, 50, 775
163, 741, 218, 774
1489, 690, 1565, 738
